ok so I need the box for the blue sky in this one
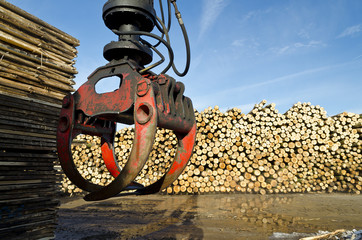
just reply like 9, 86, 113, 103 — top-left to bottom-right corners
7, 0, 362, 115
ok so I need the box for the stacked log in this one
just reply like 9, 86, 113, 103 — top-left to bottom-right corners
0, 1, 78, 239
60, 100, 361, 196
60, 128, 176, 195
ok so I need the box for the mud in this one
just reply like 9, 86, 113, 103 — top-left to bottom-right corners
56, 193, 362, 240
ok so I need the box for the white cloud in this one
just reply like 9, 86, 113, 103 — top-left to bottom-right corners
240, 8, 272, 24
337, 24, 362, 38
198, 0, 229, 40
276, 46, 291, 55
272, 40, 325, 55
232, 65, 331, 91
240, 10, 258, 23
354, 54, 362, 60
192, 60, 359, 113
232, 38, 259, 48
230, 38, 261, 57
298, 29, 310, 40
196, 64, 335, 104
294, 40, 325, 48
231, 39, 245, 47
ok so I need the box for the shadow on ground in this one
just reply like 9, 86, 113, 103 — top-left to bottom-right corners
56, 193, 362, 240
56, 195, 203, 240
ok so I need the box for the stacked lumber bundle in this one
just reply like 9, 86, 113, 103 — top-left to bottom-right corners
61, 100, 361, 196
0, 0, 77, 104
0, 1, 78, 239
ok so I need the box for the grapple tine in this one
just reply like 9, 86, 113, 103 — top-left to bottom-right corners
101, 133, 121, 178
138, 122, 196, 195
137, 100, 197, 194
57, 94, 102, 192
84, 78, 157, 201
101, 126, 145, 190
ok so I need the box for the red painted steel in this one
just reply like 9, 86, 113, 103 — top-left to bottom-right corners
137, 121, 197, 194
57, 62, 196, 201
101, 139, 120, 177
57, 94, 102, 193
83, 78, 158, 201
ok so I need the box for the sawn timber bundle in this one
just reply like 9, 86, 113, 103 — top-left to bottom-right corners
0, 0, 77, 103
61, 100, 362, 196
0, 1, 78, 239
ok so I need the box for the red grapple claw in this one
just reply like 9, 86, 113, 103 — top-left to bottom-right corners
84, 78, 157, 201
57, 62, 196, 201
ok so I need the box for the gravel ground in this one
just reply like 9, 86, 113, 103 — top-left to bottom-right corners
56, 193, 362, 240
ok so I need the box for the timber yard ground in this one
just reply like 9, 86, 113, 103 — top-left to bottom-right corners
55, 193, 362, 240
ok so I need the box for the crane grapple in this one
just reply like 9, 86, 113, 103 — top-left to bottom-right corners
57, 0, 195, 201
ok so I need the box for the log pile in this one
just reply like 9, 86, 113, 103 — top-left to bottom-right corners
0, 1, 78, 239
60, 100, 361, 196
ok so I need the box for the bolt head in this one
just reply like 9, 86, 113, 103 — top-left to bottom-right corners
137, 79, 150, 97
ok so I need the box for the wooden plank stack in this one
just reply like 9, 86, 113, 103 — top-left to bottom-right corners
0, 0, 77, 103
61, 101, 361, 196
0, 1, 78, 239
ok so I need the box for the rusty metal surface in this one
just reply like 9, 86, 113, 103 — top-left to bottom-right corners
83, 77, 158, 201
56, 0, 195, 201
57, 62, 196, 200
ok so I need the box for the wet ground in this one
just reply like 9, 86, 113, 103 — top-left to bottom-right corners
56, 193, 362, 240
